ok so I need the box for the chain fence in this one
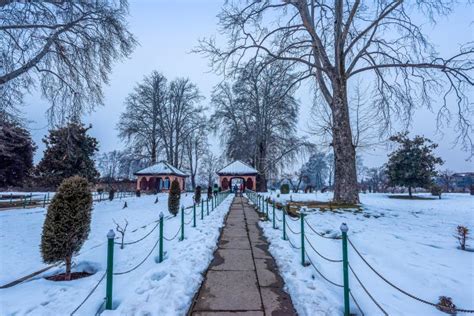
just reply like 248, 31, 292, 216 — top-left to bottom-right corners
250, 192, 474, 315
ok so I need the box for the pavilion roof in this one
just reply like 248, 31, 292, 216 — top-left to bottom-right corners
134, 161, 188, 177
217, 160, 258, 175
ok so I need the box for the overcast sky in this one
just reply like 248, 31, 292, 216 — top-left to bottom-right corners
25, 0, 473, 172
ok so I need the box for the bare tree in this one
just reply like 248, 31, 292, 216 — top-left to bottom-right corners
160, 78, 204, 168
118, 73, 205, 168
184, 122, 208, 189
439, 169, 455, 193
211, 59, 308, 191
197, 0, 473, 204
118, 71, 167, 164
0, 0, 136, 123
199, 151, 224, 187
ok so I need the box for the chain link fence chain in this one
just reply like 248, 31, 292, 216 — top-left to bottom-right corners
163, 226, 182, 241
349, 263, 389, 315
304, 218, 342, 240
348, 238, 474, 313
70, 272, 106, 315
285, 220, 301, 235
184, 216, 193, 225
287, 235, 302, 250
305, 250, 344, 288
304, 235, 343, 263
350, 291, 365, 316
113, 236, 160, 275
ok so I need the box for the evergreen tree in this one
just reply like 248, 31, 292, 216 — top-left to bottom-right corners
0, 119, 36, 187
168, 179, 181, 216
300, 151, 328, 190
387, 133, 443, 197
40, 176, 93, 280
36, 123, 99, 188
194, 185, 202, 204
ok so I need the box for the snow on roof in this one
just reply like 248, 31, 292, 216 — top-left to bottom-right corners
217, 160, 258, 175
135, 161, 188, 177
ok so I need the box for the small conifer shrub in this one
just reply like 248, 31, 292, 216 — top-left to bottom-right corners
136, 189, 141, 197
207, 186, 212, 199
108, 189, 115, 201
194, 186, 202, 204
280, 183, 290, 194
431, 185, 442, 199
168, 179, 181, 216
40, 176, 93, 280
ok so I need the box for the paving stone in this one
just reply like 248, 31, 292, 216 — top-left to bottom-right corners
254, 258, 282, 287
260, 287, 297, 315
219, 236, 251, 249
192, 312, 263, 316
252, 243, 272, 259
193, 270, 262, 311
210, 249, 254, 271
222, 228, 248, 238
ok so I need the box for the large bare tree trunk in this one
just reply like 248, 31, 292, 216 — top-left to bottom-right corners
332, 84, 359, 204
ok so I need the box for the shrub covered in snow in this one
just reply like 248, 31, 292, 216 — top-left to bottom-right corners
168, 179, 181, 216
40, 176, 92, 280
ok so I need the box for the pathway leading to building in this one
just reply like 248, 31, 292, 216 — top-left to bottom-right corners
189, 196, 297, 316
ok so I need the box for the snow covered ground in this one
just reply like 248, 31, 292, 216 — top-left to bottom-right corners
256, 192, 474, 315
0, 193, 232, 315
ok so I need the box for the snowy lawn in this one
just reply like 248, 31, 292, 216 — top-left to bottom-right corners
255, 192, 474, 316
0, 193, 233, 315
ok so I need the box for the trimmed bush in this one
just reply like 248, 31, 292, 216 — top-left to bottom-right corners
207, 186, 212, 199
108, 189, 115, 201
40, 176, 93, 280
431, 185, 442, 199
168, 179, 181, 216
136, 189, 141, 197
194, 186, 202, 204
280, 183, 290, 194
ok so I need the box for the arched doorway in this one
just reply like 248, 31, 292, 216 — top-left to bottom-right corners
222, 177, 229, 190
246, 177, 254, 190
230, 177, 244, 192
139, 177, 148, 190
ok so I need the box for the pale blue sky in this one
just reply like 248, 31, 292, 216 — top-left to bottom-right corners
25, 0, 473, 172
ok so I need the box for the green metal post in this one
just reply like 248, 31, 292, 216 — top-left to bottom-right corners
282, 206, 287, 240
158, 212, 164, 263
201, 199, 204, 220
43, 195, 46, 208
341, 223, 350, 316
106, 229, 115, 310
266, 199, 269, 219
193, 203, 196, 227
23, 196, 26, 208
29, 193, 32, 204
47, 192, 50, 204
272, 202, 276, 229
180, 206, 185, 241
301, 212, 305, 266
206, 199, 209, 216
10, 193, 12, 205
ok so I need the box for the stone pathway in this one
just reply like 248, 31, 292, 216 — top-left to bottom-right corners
189, 196, 296, 316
